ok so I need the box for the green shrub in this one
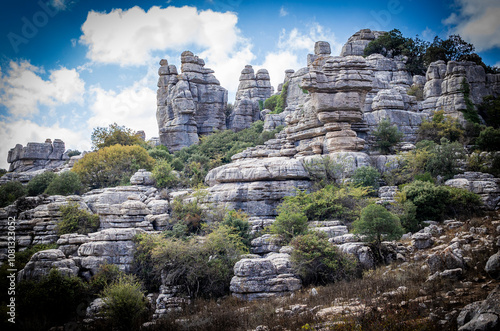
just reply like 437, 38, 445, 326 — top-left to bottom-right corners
395, 198, 419, 233
478, 95, 500, 128
476, 126, 500, 151
91, 123, 145, 150
372, 118, 403, 154
148, 224, 247, 298
264, 94, 279, 111
152, 159, 178, 189
57, 202, 100, 235
402, 181, 449, 222
89, 263, 124, 295
171, 195, 205, 234
67, 150, 81, 157
132, 233, 163, 293
72, 144, 155, 189
222, 210, 251, 247
350, 166, 380, 192
352, 204, 404, 246
171, 158, 184, 172
101, 275, 147, 331
304, 155, 354, 188
0, 181, 26, 207
407, 85, 424, 101
16, 269, 88, 330
27, 171, 56, 196
290, 232, 357, 286
424, 138, 465, 180
265, 82, 289, 114
417, 110, 464, 143
461, 79, 481, 124
44, 171, 83, 196
270, 199, 308, 243
148, 145, 173, 161
445, 186, 483, 220
0, 169, 6, 177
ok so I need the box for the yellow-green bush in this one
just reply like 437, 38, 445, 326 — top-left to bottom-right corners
72, 144, 155, 189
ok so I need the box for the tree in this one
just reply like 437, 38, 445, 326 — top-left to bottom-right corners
91, 123, 144, 150
72, 144, 155, 189
372, 118, 403, 154
476, 126, 500, 151
270, 198, 308, 243
417, 110, 464, 143
152, 159, 178, 188
478, 95, 500, 129
352, 204, 404, 247
350, 166, 381, 192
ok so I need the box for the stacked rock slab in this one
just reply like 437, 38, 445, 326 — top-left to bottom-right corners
6, 139, 68, 173
156, 52, 228, 151
228, 65, 272, 132
340, 29, 385, 57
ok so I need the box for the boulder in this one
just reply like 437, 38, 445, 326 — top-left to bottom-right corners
17, 249, 79, 281
485, 251, 500, 280
457, 285, 500, 331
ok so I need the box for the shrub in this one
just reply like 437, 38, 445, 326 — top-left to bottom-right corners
478, 95, 500, 128
91, 122, 144, 150
57, 202, 100, 235
16, 269, 88, 330
171, 195, 204, 234
417, 110, 464, 143
132, 233, 163, 293
152, 159, 178, 189
0, 181, 26, 207
290, 232, 357, 286
101, 275, 148, 331
26, 171, 56, 196
407, 85, 424, 101
265, 82, 288, 114
270, 199, 308, 243
303, 155, 354, 188
222, 210, 251, 247
372, 118, 403, 154
461, 79, 481, 124
148, 145, 173, 161
264, 94, 280, 111
67, 150, 81, 157
350, 166, 380, 192
44, 171, 83, 196
89, 263, 124, 295
72, 144, 155, 189
445, 186, 483, 220
476, 126, 500, 151
352, 204, 404, 246
424, 138, 465, 180
401, 181, 450, 222
149, 224, 247, 298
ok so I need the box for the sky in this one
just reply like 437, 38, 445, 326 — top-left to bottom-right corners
0, 0, 499, 170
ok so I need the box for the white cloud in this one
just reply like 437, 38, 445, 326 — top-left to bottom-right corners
0, 119, 90, 170
444, 0, 500, 51
421, 27, 435, 40
257, 51, 301, 90
79, 5, 254, 94
0, 60, 85, 117
279, 6, 288, 17
277, 23, 342, 56
88, 76, 158, 140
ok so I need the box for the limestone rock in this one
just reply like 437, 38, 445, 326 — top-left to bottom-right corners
340, 29, 386, 57
412, 232, 434, 250
230, 253, 302, 300
228, 66, 272, 132
6, 139, 68, 173
18, 249, 79, 281
156, 55, 228, 151
457, 285, 500, 331
130, 169, 155, 186
485, 251, 500, 280
445, 172, 500, 210
251, 234, 283, 255
337, 242, 375, 269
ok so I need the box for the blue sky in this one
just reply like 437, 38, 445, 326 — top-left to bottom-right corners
0, 0, 499, 169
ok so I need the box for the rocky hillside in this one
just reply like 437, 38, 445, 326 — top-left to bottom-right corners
1, 29, 500, 330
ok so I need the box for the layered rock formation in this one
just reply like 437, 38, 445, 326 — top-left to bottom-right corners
7, 139, 68, 173
156, 53, 228, 151
228, 65, 272, 131
445, 172, 500, 210
340, 29, 385, 56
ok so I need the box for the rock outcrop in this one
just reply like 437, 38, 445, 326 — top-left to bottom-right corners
156, 53, 228, 151
228, 65, 272, 132
7, 139, 68, 173
445, 172, 500, 210
230, 252, 302, 300
340, 29, 385, 57
17, 248, 79, 281
457, 285, 500, 331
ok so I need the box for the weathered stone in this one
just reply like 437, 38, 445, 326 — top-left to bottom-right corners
445, 172, 500, 210
251, 234, 283, 254
412, 232, 434, 250
457, 285, 500, 331
18, 249, 79, 281
228, 66, 272, 132
340, 29, 385, 57
337, 242, 375, 269
130, 169, 155, 186
230, 253, 302, 300
156, 55, 228, 151
6, 139, 68, 173
485, 251, 500, 280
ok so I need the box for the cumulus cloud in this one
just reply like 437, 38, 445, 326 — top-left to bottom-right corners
79, 5, 254, 93
0, 119, 90, 169
0, 60, 85, 117
277, 23, 342, 55
88, 75, 158, 140
444, 0, 500, 51
257, 51, 301, 90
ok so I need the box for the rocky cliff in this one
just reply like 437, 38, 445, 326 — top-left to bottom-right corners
7, 139, 68, 173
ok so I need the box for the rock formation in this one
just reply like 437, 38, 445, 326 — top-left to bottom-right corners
156, 52, 228, 151
445, 172, 500, 211
340, 29, 385, 56
228, 65, 272, 132
7, 139, 68, 173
